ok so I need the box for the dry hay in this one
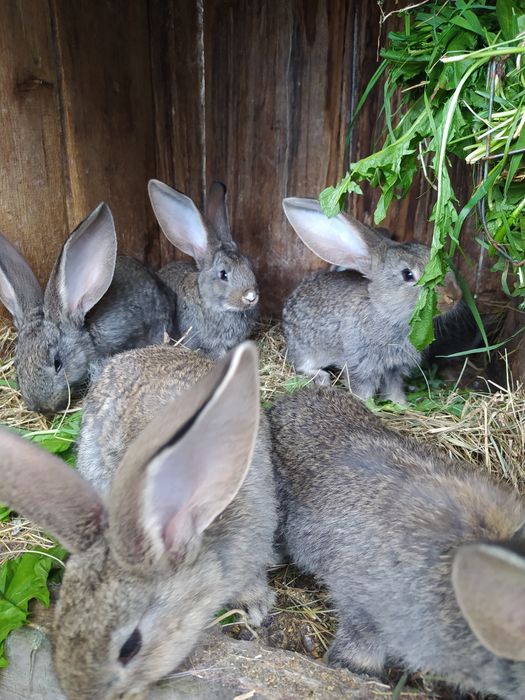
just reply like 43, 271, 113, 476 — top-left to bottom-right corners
1, 320, 525, 696
256, 321, 525, 494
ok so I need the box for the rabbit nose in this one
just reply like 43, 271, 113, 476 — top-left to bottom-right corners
243, 289, 259, 306
437, 272, 462, 308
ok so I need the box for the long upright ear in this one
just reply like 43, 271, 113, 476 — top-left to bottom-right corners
452, 542, 525, 660
45, 203, 117, 325
0, 233, 43, 328
206, 181, 233, 244
148, 179, 211, 265
282, 197, 386, 275
0, 427, 106, 553
109, 341, 260, 564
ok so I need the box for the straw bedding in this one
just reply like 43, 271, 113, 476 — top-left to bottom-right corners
1, 320, 524, 696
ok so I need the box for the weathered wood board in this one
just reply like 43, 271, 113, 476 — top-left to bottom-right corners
0, 0, 508, 321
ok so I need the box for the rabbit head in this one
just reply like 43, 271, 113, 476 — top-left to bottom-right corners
453, 539, 525, 662
0, 342, 262, 700
0, 204, 117, 413
282, 197, 461, 322
148, 179, 259, 313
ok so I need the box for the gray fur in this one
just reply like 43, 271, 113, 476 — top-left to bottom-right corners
0, 204, 177, 413
0, 343, 276, 700
269, 386, 525, 699
150, 179, 259, 359
282, 197, 462, 403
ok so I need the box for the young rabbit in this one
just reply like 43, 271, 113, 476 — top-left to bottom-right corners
282, 197, 462, 404
149, 179, 259, 359
76, 343, 214, 493
0, 342, 277, 700
0, 203, 177, 413
270, 386, 525, 699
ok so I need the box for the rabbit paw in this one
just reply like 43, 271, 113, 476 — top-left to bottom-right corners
235, 581, 276, 627
381, 376, 407, 405
326, 623, 386, 677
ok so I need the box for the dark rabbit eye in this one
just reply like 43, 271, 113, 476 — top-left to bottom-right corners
54, 354, 63, 373
402, 268, 415, 282
219, 270, 229, 281
118, 627, 142, 665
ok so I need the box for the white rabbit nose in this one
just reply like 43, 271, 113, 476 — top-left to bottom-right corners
243, 290, 259, 305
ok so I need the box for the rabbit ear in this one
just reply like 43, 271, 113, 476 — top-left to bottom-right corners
452, 542, 525, 661
45, 203, 117, 325
282, 197, 385, 274
0, 233, 43, 328
0, 427, 106, 553
206, 181, 233, 244
148, 179, 211, 265
109, 341, 260, 565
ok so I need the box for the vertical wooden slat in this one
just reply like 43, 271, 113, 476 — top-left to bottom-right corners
49, 0, 159, 266
0, 0, 68, 294
203, 0, 362, 314
148, 0, 205, 267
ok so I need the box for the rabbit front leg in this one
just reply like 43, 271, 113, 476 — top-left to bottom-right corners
381, 372, 407, 405
231, 575, 276, 627
326, 613, 387, 678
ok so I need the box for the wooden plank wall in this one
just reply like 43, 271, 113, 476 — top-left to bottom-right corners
0, 0, 502, 322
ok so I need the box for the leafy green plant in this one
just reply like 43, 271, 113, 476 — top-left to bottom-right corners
321, 0, 525, 350
0, 411, 81, 665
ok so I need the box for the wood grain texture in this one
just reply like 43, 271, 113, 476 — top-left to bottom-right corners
202, 0, 358, 313
0, 0, 510, 324
148, 0, 205, 267
50, 0, 159, 266
0, 0, 67, 290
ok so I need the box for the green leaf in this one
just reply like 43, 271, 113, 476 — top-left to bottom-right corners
409, 287, 437, 350
496, 0, 520, 39
0, 545, 66, 666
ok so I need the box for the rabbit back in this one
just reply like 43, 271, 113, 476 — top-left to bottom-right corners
270, 387, 525, 698
87, 256, 177, 353
76, 343, 214, 492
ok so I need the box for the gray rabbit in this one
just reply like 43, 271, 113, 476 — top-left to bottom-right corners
0, 342, 277, 700
149, 179, 259, 359
270, 386, 525, 699
0, 203, 177, 413
282, 197, 462, 403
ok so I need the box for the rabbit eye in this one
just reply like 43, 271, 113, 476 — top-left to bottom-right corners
54, 354, 63, 373
118, 627, 142, 665
219, 270, 229, 281
401, 268, 415, 282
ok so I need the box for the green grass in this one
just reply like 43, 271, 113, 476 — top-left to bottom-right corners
0, 410, 81, 666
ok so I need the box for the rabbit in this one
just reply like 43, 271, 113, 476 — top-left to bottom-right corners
0, 203, 177, 414
75, 343, 215, 494
0, 341, 277, 700
282, 197, 463, 404
149, 179, 259, 360
269, 385, 525, 699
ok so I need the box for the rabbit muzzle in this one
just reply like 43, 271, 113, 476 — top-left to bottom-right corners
242, 289, 259, 307
437, 272, 462, 313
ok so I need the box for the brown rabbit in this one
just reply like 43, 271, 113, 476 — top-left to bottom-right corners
270, 386, 525, 699
0, 342, 277, 700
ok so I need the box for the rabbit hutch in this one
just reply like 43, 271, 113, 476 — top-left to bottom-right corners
0, 1, 524, 699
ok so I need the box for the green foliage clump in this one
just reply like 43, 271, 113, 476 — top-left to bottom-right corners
0, 411, 81, 665
321, 0, 525, 350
